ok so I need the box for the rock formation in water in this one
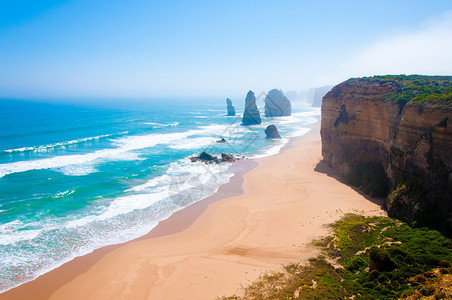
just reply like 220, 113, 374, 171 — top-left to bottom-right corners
265, 125, 282, 139
264, 89, 291, 117
190, 152, 220, 164
321, 75, 452, 235
220, 153, 235, 162
190, 152, 241, 164
242, 90, 262, 125
226, 98, 236, 116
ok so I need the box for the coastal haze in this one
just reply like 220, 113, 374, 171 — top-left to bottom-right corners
1, 1, 452, 299
0, 1, 452, 100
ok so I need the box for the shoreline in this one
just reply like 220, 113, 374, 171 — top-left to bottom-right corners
0, 155, 258, 299
0, 125, 386, 299
0, 120, 307, 297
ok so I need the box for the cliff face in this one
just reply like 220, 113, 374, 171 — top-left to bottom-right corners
321, 76, 452, 234
242, 90, 262, 125
265, 89, 291, 117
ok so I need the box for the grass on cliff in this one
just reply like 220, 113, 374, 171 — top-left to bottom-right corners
365, 75, 452, 108
219, 214, 452, 300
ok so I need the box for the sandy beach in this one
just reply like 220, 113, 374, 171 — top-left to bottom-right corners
1, 126, 386, 300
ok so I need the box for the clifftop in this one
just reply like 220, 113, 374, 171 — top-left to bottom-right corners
332, 75, 452, 108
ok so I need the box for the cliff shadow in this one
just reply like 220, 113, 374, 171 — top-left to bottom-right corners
314, 160, 385, 208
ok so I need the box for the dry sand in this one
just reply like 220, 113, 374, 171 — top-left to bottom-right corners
1, 127, 386, 300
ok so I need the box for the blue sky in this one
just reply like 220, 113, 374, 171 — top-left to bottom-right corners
0, 0, 451, 100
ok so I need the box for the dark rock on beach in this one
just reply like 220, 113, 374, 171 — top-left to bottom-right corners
226, 98, 236, 116
265, 89, 291, 117
265, 125, 282, 139
242, 91, 262, 125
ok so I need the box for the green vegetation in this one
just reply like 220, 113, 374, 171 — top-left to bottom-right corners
219, 214, 452, 299
388, 183, 408, 205
351, 75, 452, 108
399, 264, 452, 299
346, 162, 390, 198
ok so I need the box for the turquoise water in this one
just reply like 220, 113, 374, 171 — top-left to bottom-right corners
0, 98, 320, 292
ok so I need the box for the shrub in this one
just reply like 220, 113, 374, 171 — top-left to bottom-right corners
369, 247, 397, 272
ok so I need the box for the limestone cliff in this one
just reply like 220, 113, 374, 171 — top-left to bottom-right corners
242, 90, 262, 125
321, 75, 452, 235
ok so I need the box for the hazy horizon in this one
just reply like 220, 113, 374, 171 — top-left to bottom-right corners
1, 0, 452, 101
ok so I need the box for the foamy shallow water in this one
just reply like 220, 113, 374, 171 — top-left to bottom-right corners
0, 99, 320, 292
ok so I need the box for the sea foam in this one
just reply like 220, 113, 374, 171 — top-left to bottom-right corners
0, 124, 230, 178
1, 132, 129, 154
0, 104, 320, 293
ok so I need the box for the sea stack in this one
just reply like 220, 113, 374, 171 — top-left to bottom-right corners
242, 90, 262, 125
265, 89, 291, 117
226, 98, 236, 116
265, 125, 282, 139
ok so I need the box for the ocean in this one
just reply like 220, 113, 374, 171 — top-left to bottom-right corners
0, 98, 320, 292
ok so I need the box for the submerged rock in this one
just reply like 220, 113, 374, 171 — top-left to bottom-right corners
265, 125, 282, 139
265, 89, 291, 117
190, 152, 241, 164
242, 90, 262, 125
216, 137, 227, 143
226, 98, 236, 116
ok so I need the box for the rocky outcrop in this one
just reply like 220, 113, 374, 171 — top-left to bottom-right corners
220, 153, 235, 162
265, 125, 282, 139
242, 90, 262, 125
226, 98, 236, 116
321, 75, 452, 235
265, 89, 291, 117
190, 152, 241, 164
